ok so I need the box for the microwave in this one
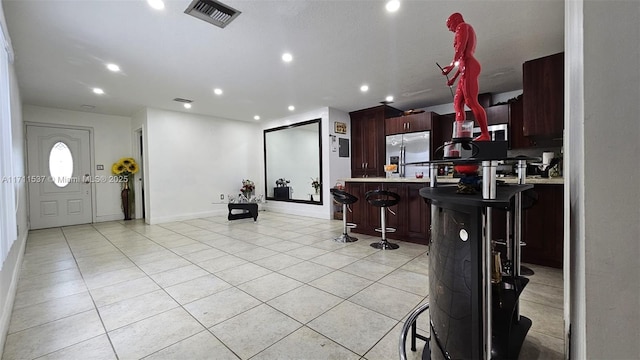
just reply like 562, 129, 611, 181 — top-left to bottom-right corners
473, 123, 508, 142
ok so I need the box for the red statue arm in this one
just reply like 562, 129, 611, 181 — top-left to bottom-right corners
447, 68, 460, 86
451, 24, 469, 66
442, 23, 468, 84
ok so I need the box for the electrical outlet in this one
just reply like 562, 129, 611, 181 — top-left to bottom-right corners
219, 194, 224, 200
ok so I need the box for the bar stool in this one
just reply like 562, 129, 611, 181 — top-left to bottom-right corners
365, 189, 400, 250
330, 188, 358, 243
496, 188, 538, 276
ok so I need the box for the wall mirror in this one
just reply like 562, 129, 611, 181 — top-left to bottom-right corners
264, 119, 322, 204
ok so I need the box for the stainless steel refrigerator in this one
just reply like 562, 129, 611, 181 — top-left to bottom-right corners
385, 131, 430, 178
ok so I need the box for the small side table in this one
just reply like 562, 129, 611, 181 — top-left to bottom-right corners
227, 203, 258, 221
274, 187, 290, 200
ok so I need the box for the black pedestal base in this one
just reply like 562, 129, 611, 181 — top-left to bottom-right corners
421, 340, 431, 360
370, 240, 399, 250
334, 233, 358, 243
499, 316, 532, 360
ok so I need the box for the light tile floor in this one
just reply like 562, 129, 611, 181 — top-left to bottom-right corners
2, 212, 564, 359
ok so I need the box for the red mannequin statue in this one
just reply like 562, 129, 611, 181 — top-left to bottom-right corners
441, 13, 490, 141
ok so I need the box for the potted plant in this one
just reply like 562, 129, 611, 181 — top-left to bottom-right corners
311, 177, 321, 194
240, 179, 255, 199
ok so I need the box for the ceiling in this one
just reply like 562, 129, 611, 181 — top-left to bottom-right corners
3, 0, 564, 122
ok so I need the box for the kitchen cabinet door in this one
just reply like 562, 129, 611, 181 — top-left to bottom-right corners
350, 106, 401, 177
385, 116, 405, 136
345, 182, 367, 229
350, 117, 366, 177
522, 52, 564, 138
521, 185, 563, 268
404, 112, 432, 133
511, 94, 562, 149
485, 104, 509, 126
404, 183, 431, 244
508, 96, 533, 149
385, 112, 434, 136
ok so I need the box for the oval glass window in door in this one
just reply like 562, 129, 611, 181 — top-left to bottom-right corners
49, 141, 74, 187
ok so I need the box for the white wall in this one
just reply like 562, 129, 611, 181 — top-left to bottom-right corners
8, 48, 25, 249
328, 107, 352, 188
144, 108, 261, 224
261, 107, 351, 219
569, 0, 640, 358
22, 106, 133, 222
0, 5, 27, 353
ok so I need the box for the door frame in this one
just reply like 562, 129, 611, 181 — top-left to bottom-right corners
25, 122, 96, 228
133, 126, 145, 221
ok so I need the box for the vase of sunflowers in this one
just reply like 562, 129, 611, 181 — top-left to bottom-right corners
112, 157, 139, 220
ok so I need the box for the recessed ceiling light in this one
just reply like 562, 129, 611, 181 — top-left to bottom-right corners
360, 84, 369, 92
386, 0, 400, 12
282, 53, 293, 62
214, 88, 223, 95
92, 88, 104, 95
386, 95, 394, 102
184, 103, 192, 109
147, 0, 165, 10
106, 63, 120, 72
288, 105, 295, 111
254, 115, 261, 120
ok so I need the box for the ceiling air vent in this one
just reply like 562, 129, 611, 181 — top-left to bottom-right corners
184, 0, 241, 29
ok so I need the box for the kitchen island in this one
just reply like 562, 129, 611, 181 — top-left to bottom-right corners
340, 176, 564, 267
340, 178, 431, 245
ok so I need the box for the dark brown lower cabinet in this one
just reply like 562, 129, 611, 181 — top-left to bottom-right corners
344, 181, 431, 246
520, 185, 564, 268
490, 185, 564, 269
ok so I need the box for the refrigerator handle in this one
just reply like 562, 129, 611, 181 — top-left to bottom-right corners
400, 145, 406, 178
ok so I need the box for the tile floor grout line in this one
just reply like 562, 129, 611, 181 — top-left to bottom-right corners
60, 224, 121, 360
68, 222, 211, 359
91, 221, 242, 358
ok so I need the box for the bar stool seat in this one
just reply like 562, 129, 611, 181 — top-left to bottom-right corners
365, 189, 400, 250
330, 188, 358, 243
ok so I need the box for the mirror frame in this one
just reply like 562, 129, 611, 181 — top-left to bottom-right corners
263, 118, 323, 205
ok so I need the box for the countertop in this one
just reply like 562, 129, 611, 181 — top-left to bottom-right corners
340, 175, 564, 185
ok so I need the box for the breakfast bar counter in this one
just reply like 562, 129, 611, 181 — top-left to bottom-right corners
339, 176, 563, 185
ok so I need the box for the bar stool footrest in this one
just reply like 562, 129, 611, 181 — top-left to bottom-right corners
374, 227, 397, 233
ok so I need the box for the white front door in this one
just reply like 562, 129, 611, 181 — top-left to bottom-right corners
27, 125, 92, 229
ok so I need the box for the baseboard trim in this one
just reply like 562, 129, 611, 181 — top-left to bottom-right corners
148, 209, 228, 224
95, 214, 128, 222
0, 230, 28, 356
